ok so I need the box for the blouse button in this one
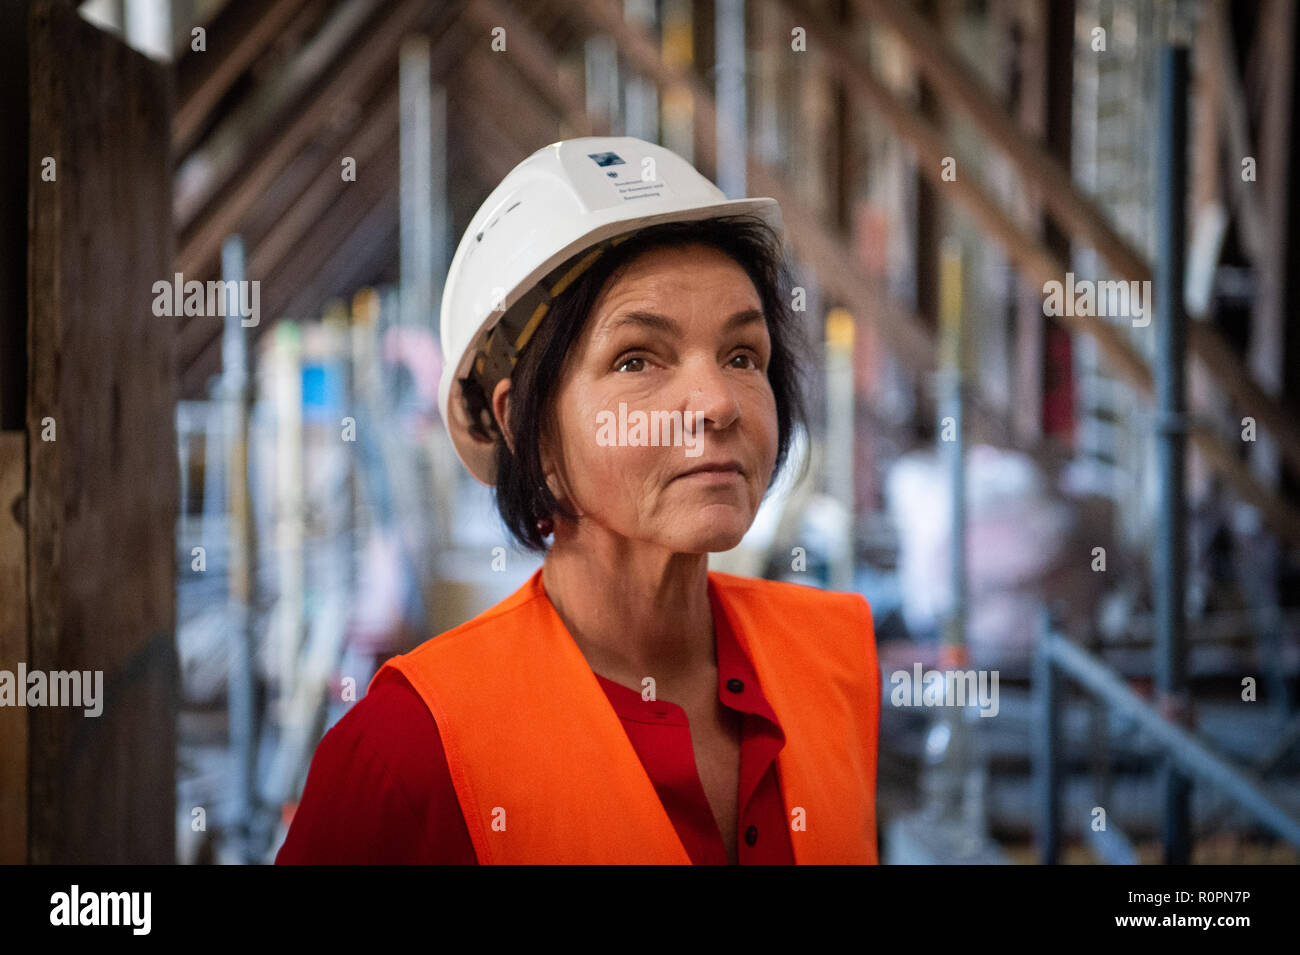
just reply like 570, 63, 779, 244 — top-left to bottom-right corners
745, 825, 758, 846
726, 678, 745, 693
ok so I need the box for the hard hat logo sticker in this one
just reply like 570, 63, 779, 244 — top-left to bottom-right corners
587, 151, 626, 167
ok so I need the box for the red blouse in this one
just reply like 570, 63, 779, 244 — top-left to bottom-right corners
276, 588, 795, 864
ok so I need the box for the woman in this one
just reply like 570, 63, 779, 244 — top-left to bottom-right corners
277, 136, 880, 865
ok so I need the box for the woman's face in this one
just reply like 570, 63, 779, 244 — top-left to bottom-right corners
542, 242, 779, 553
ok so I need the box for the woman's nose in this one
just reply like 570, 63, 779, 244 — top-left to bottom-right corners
684, 360, 740, 430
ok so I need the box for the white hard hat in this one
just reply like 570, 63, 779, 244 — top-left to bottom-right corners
438, 135, 783, 486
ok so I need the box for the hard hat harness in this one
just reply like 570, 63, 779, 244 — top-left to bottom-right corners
460, 231, 633, 442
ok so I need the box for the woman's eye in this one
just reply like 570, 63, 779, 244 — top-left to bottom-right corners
616, 355, 646, 373
730, 352, 759, 370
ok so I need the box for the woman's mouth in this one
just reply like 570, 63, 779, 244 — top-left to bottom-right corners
672, 459, 744, 482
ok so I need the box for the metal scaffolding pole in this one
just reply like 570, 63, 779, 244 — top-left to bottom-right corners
431, 82, 448, 331
940, 237, 967, 667
825, 308, 854, 593
715, 0, 747, 198
625, 0, 659, 141
400, 35, 435, 331
1155, 42, 1192, 865
221, 235, 258, 862
1034, 608, 1062, 864
1042, 630, 1300, 849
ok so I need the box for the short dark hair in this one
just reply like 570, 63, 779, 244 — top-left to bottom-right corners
486, 214, 809, 551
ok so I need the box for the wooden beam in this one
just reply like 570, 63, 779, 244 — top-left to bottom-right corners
776, 0, 1300, 543
460, 50, 568, 150
174, 0, 387, 230
27, 0, 178, 862
173, 0, 308, 155
854, 0, 1149, 279
183, 145, 402, 396
177, 76, 402, 372
451, 77, 535, 171
281, 198, 401, 321
248, 83, 400, 288
778, 0, 1149, 383
461, 113, 532, 184
180, 11, 473, 386
0, 0, 27, 865
266, 149, 401, 317
0, 431, 26, 863
238, 9, 469, 262
464, 0, 595, 137
0, 0, 26, 432
847, 0, 1300, 496
176, 0, 436, 278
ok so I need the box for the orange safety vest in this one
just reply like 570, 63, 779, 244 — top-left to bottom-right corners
369, 568, 880, 864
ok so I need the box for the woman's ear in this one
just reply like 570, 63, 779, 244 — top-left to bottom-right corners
539, 437, 563, 500
491, 378, 515, 455
532, 405, 570, 506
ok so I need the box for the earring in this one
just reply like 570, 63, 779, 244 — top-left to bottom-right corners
536, 515, 554, 537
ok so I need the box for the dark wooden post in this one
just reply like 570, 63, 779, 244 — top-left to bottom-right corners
22, 0, 177, 864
